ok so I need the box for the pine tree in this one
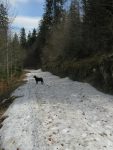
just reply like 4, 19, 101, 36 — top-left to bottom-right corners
82, 0, 113, 54
32, 0, 54, 68
20, 28, 26, 48
65, 0, 82, 58
26, 31, 32, 47
26, 29, 37, 47
0, 2, 9, 80
11, 33, 20, 74
0, 3, 8, 50
31, 28, 37, 44
53, 0, 64, 24
0, 3, 8, 34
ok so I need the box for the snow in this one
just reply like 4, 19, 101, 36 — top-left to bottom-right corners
1, 69, 113, 150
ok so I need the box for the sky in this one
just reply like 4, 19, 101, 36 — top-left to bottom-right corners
8, 0, 45, 34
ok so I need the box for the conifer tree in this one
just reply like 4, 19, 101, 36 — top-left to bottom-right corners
82, 0, 113, 53
0, 2, 9, 80
27, 31, 32, 47
65, 0, 82, 58
53, 0, 64, 23
0, 3, 8, 34
31, 28, 37, 44
20, 27, 26, 48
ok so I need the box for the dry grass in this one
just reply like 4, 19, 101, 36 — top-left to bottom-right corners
0, 82, 8, 96
0, 71, 26, 123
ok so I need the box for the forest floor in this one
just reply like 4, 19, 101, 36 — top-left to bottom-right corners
1, 70, 113, 150
0, 72, 26, 128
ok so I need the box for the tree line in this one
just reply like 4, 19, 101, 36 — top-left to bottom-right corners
1, 0, 113, 72
0, 2, 24, 83
0, 1, 37, 82
1, 0, 113, 92
26, 0, 113, 93
23, 0, 113, 72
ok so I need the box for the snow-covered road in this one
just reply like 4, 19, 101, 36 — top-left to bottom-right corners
1, 70, 113, 150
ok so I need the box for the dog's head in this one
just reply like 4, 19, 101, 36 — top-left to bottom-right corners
33, 75, 36, 78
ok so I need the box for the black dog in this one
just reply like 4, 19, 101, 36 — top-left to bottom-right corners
33, 75, 44, 84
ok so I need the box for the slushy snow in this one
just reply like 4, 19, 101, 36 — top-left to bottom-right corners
1, 69, 113, 150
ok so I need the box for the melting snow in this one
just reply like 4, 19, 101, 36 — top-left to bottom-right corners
1, 69, 113, 150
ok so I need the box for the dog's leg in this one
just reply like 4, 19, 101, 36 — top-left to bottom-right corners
41, 79, 44, 84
